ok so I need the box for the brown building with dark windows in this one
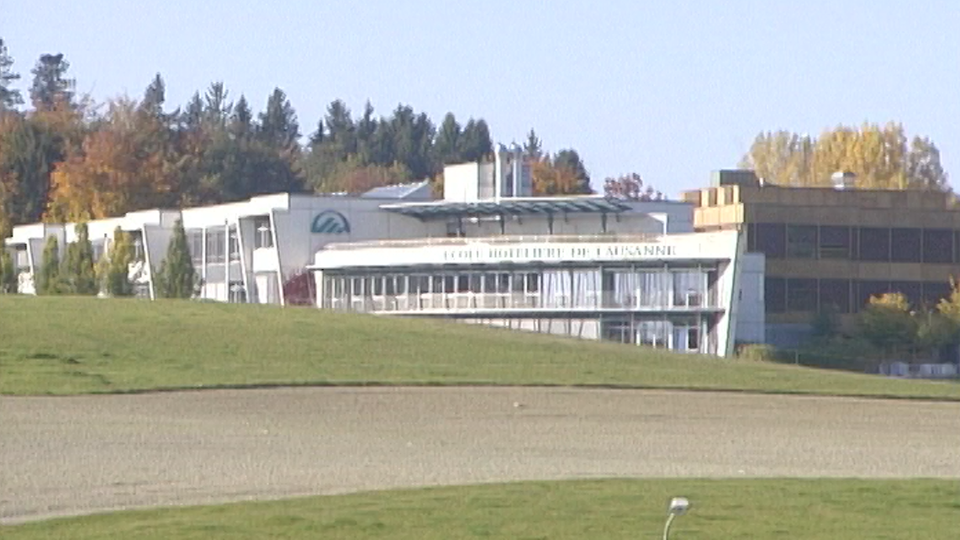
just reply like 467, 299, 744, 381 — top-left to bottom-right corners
681, 170, 960, 347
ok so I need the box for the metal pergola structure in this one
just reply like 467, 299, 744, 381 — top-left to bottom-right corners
379, 197, 635, 235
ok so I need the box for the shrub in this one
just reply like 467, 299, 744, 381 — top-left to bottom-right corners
737, 343, 777, 362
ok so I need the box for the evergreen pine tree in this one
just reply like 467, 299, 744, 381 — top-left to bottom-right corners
37, 235, 62, 294
0, 248, 17, 293
61, 222, 97, 295
154, 219, 197, 299
101, 226, 135, 297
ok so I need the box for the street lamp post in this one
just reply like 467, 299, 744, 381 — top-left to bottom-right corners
662, 496, 690, 540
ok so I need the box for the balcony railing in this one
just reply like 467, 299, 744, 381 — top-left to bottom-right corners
323, 290, 723, 314
324, 233, 664, 251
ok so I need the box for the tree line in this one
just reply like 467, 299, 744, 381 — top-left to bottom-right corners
1, 39, 669, 240
739, 124, 949, 191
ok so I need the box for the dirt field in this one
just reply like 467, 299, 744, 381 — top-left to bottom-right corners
2, 386, 959, 525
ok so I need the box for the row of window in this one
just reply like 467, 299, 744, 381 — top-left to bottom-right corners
602, 316, 713, 353
748, 223, 960, 264
181, 217, 275, 266
186, 228, 241, 264
765, 277, 954, 314
321, 268, 721, 312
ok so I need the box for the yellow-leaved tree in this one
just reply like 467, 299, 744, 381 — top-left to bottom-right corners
856, 292, 917, 360
740, 122, 948, 191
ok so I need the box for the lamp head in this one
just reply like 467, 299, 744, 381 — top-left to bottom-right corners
668, 497, 690, 516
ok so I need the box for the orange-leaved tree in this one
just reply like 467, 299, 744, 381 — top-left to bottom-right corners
45, 97, 182, 222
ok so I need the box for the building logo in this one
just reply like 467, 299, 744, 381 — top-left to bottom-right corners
311, 210, 351, 234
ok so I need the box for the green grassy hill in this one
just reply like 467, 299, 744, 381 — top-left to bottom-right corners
1, 295, 958, 399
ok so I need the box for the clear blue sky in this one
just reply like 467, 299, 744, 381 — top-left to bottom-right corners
5, 0, 959, 196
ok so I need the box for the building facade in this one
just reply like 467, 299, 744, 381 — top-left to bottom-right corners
681, 170, 960, 348
4, 149, 764, 357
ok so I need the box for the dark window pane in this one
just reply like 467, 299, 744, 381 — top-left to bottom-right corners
858, 228, 890, 262
923, 229, 953, 263
819, 279, 851, 314
819, 226, 851, 259
755, 223, 786, 259
747, 223, 757, 252
890, 229, 921, 263
786, 278, 818, 312
786, 225, 817, 259
923, 281, 952, 307
765, 277, 786, 314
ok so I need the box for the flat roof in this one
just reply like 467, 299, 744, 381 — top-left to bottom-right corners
379, 197, 635, 220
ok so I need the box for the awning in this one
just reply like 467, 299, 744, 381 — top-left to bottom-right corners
379, 197, 633, 220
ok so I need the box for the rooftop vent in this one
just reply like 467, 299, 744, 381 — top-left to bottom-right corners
831, 171, 856, 190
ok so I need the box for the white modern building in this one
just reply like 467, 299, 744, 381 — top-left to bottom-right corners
3, 145, 765, 356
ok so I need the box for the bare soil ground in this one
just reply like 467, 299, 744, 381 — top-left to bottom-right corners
2, 387, 959, 525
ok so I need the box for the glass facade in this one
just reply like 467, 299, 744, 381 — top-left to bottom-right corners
320, 264, 723, 354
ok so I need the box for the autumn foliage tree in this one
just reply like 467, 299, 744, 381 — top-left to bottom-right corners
740, 123, 948, 191
45, 97, 182, 222
530, 147, 593, 196
603, 172, 665, 201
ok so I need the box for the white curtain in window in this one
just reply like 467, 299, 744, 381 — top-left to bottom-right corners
541, 270, 572, 308
571, 270, 600, 308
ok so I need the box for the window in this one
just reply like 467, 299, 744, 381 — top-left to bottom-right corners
254, 217, 273, 249
228, 227, 240, 261
672, 270, 705, 307
636, 320, 669, 348
15, 248, 28, 270
228, 282, 246, 303
922, 281, 952, 307
687, 325, 700, 351
786, 278, 818, 312
786, 225, 817, 259
819, 226, 851, 259
765, 278, 786, 314
890, 228, 921, 263
858, 227, 890, 262
526, 273, 540, 293
469, 273, 482, 293
187, 230, 203, 264
385, 276, 396, 295
922, 229, 953, 263
818, 279, 851, 313
754, 223, 786, 259
206, 230, 225, 263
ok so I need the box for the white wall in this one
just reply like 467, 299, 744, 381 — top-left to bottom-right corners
711, 228, 748, 357
442, 163, 480, 202
313, 229, 742, 270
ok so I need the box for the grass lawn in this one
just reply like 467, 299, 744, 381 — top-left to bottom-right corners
1, 295, 958, 399
4, 479, 959, 539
